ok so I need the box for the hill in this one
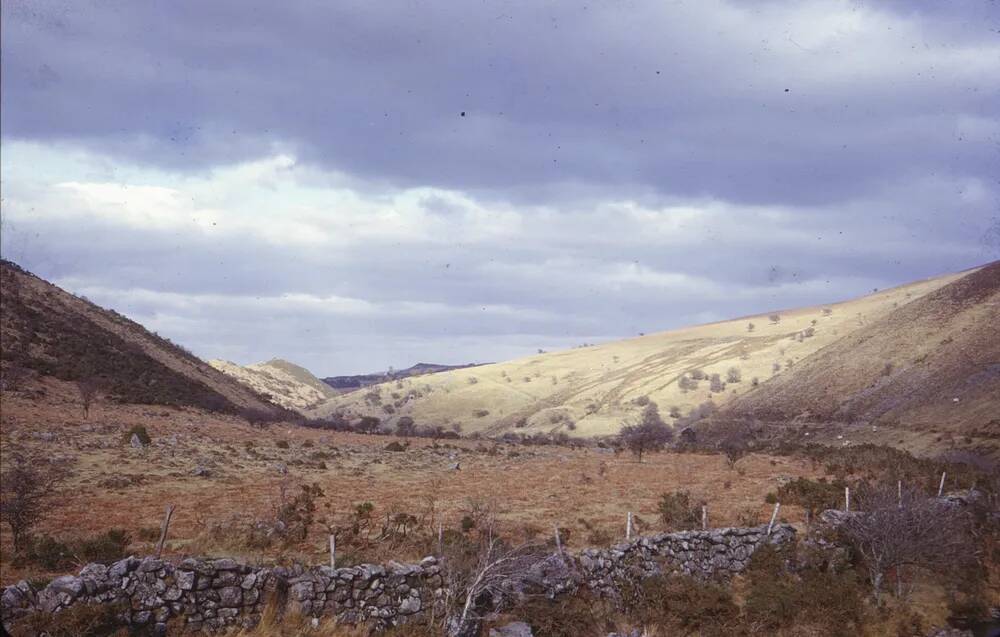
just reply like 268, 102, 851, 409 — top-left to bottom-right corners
0, 260, 283, 415
209, 358, 338, 413
308, 265, 978, 440
716, 261, 999, 456
322, 362, 485, 391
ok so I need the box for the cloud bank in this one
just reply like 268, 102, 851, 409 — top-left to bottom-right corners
1, 0, 997, 374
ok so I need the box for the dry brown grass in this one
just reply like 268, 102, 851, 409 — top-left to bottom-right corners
0, 377, 824, 585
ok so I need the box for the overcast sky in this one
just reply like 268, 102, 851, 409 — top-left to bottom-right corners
2, 1, 997, 375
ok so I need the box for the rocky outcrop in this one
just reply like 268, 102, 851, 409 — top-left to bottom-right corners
2, 524, 796, 634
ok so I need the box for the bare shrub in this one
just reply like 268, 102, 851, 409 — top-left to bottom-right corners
1, 454, 69, 552
769, 313, 781, 324
443, 535, 562, 637
840, 485, 976, 603
77, 378, 98, 419
725, 367, 741, 383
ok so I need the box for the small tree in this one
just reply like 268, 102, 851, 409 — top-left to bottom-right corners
77, 379, 98, 419
619, 403, 673, 462
726, 367, 742, 384
747, 322, 755, 332
769, 313, 781, 324
396, 416, 416, 438
356, 416, 381, 434
0, 454, 69, 552
840, 485, 975, 603
709, 373, 725, 393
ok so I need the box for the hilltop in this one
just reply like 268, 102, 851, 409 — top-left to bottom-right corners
209, 358, 339, 413
0, 260, 283, 416
308, 264, 994, 454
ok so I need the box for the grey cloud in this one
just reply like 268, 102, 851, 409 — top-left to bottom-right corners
3, 1, 998, 206
1, 0, 998, 373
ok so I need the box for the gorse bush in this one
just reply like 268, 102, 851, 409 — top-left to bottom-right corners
627, 574, 739, 633
19, 529, 131, 570
743, 544, 866, 636
657, 491, 702, 531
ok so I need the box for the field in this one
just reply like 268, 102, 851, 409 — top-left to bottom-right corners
0, 377, 824, 586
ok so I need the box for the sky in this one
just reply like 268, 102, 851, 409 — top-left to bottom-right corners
1, 1, 998, 376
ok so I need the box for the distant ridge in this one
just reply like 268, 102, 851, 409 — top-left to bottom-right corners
322, 362, 486, 391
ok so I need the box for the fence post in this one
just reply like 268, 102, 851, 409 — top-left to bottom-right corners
554, 525, 563, 558
938, 472, 946, 497
155, 505, 175, 559
329, 534, 336, 568
767, 502, 781, 535
845, 487, 850, 512
701, 505, 707, 530
626, 512, 633, 540
438, 522, 444, 555
897, 480, 902, 508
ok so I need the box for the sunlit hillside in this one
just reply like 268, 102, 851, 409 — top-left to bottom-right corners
308, 269, 971, 437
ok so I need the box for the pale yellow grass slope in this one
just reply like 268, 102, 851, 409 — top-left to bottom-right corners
311, 271, 966, 436
209, 358, 338, 413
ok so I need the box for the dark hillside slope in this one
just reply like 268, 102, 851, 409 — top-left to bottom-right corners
720, 261, 999, 439
0, 260, 283, 414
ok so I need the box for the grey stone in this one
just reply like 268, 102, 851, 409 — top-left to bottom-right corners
219, 586, 243, 608
490, 621, 534, 637
176, 570, 196, 591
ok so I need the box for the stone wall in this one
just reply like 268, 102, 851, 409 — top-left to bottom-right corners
1, 523, 795, 634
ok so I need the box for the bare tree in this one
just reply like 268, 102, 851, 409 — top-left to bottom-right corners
443, 536, 562, 637
77, 378, 98, 419
0, 454, 69, 552
840, 485, 975, 603
619, 402, 673, 462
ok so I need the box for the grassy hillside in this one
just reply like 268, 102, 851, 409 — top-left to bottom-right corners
0, 260, 283, 415
209, 358, 338, 413
717, 261, 999, 455
309, 267, 971, 438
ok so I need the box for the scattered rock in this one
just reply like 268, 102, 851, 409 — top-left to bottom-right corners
273, 462, 288, 475
490, 622, 534, 637
192, 465, 210, 478
130, 433, 146, 448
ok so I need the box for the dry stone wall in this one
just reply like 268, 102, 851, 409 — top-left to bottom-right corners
1, 523, 795, 634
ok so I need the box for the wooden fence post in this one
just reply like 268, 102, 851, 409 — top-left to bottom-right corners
155, 505, 175, 559
554, 525, 563, 557
845, 487, 850, 512
938, 472, 946, 497
329, 535, 336, 568
898, 480, 902, 507
767, 502, 781, 535
626, 512, 633, 540
701, 505, 707, 530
